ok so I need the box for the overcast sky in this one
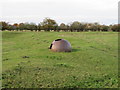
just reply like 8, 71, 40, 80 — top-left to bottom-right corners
0, 0, 119, 25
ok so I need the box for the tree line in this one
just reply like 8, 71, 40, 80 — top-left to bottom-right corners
0, 18, 119, 32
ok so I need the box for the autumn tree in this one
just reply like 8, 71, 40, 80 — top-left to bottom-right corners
79, 23, 87, 31
70, 21, 80, 32
111, 24, 119, 32
1, 22, 9, 31
59, 23, 68, 32
101, 25, 109, 31
8, 25, 13, 31
19, 23, 25, 30
41, 18, 58, 31
13, 23, 19, 31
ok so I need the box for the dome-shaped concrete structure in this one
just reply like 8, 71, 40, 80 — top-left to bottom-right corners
49, 39, 72, 52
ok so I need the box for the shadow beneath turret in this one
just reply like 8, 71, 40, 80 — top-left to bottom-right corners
72, 49, 80, 52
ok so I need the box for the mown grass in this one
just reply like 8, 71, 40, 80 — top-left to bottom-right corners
2, 31, 118, 88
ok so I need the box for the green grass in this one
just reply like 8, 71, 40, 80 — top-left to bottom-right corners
2, 31, 118, 88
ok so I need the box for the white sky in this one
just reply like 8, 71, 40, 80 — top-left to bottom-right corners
0, 0, 119, 25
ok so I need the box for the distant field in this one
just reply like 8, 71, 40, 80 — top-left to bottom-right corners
2, 31, 118, 88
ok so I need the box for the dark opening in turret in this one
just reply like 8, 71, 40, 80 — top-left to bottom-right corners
49, 44, 53, 49
55, 39, 62, 41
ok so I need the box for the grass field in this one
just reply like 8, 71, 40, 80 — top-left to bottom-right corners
2, 31, 118, 88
